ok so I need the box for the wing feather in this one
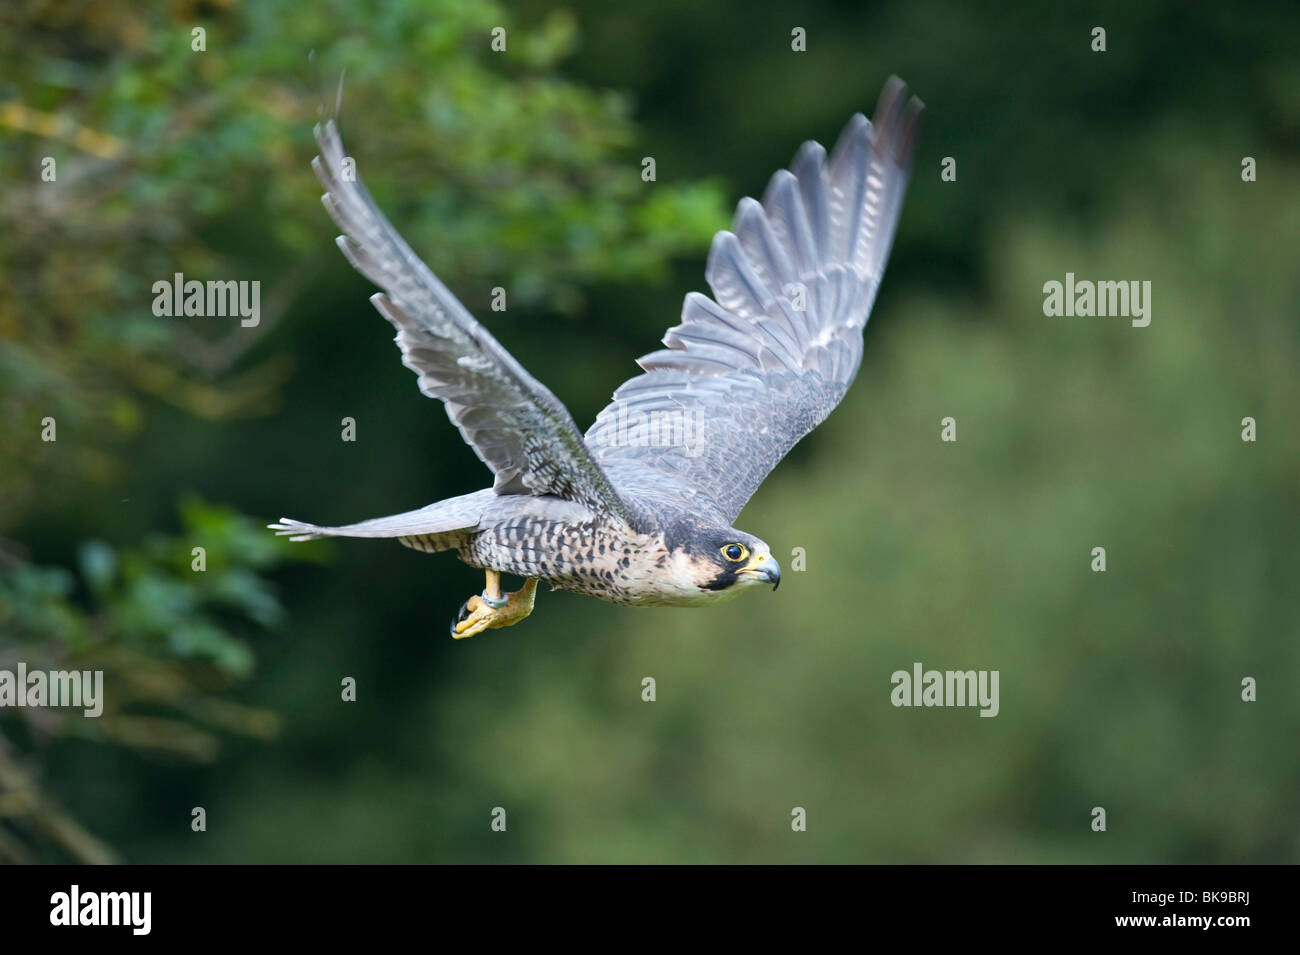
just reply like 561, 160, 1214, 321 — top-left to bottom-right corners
310, 120, 633, 524
585, 78, 922, 523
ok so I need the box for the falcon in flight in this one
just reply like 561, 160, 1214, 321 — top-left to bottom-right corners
271, 78, 922, 638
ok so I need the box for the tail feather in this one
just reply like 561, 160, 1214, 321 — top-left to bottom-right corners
267, 492, 488, 545
268, 518, 334, 542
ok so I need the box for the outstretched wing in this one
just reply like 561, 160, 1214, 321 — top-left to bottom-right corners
584, 78, 922, 524
312, 120, 633, 525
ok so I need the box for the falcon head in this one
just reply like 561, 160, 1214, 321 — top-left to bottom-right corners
660, 519, 781, 599
705, 533, 781, 593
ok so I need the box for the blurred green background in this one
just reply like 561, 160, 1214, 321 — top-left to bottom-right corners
2, 0, 1297, 863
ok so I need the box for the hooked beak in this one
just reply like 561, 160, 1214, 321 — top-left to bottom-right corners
745, 554, 781, 591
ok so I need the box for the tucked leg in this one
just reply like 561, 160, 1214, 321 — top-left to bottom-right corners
451, 572, 538, 639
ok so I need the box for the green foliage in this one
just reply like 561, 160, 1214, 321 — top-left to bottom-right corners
0, 500, 317, 861
0, 0, 726, 523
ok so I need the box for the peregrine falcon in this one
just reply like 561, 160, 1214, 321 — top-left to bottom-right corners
270, 78, 922, 638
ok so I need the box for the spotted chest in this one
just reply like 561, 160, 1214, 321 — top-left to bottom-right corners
456, 518, 728, 607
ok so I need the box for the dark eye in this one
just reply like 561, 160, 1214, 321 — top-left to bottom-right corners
722, 543, 748, 562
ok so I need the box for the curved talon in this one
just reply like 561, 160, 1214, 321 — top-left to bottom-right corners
451, 596, 475, 636
450, 578, 538, 640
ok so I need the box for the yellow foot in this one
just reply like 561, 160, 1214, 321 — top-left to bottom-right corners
451, 577, 537, 639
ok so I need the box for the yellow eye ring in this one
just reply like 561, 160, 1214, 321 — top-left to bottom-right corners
722, 543, 749, 562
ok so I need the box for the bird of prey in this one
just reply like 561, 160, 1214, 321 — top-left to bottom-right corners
271, 77, 922, 638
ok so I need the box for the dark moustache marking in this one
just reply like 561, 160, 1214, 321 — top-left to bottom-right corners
703, 568, 737, 591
